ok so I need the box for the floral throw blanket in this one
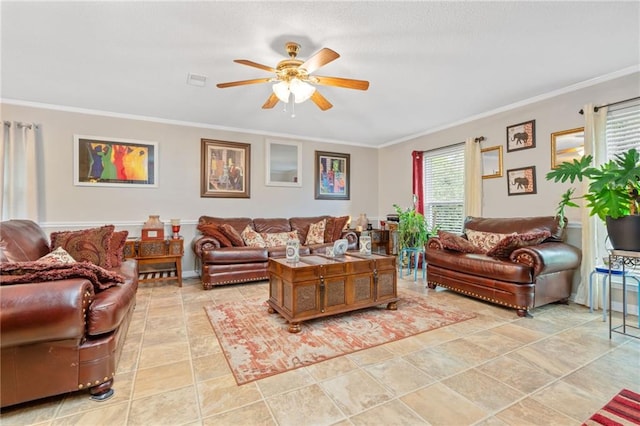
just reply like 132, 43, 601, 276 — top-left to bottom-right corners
0, 261, 124, 291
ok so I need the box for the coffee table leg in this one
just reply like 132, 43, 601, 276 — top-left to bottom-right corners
387, 301, 397, 310
288, 322, 301, 333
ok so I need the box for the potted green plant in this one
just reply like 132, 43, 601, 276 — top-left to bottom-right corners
393, 195, 439, 249
545, 148, 640, 251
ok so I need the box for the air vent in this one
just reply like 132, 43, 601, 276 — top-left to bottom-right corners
186, 73, 207, 87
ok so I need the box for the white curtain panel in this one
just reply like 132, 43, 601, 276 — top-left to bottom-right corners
464, 137, 482, 217
1, 122, 40, 221
575, 104, 608, 308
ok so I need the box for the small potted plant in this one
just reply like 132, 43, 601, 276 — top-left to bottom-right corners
393, 195, 439, 249
545, 148, 640, 251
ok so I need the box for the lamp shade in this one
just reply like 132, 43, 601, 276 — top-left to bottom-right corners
290, 78, 316, 103
272, 81, 290, 103
272, 79, 316, 104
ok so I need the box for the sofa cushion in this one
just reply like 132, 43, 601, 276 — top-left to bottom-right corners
464, 216, 566, 242
198, 223, 233, 247
465, 229, 515, 253
426, 249, 533, 283
305, 219, 326, 245
261, 231, 299, 248
241, 225, 266, 248
290, 216, 327, 244
50, 225, 115, 268
253, 218, 291, 234
219, 224, 245, 246
332, 216, 350, 242
37, 247, 77, 264
437, 230, 481, 253
109, 230, 129, 267
486, 230, 551, 258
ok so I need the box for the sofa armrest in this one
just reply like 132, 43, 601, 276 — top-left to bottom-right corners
427, 237, 444, 250
0, 279, 94, 347
510, 242, 582, 277
192, 235, 222, 258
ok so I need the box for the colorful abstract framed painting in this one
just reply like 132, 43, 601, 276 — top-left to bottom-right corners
73, 135, 158, 187
507, 165, 537, 196
315, 151, 350, 200
506, 119, 536, 152
200, 139, 250, 198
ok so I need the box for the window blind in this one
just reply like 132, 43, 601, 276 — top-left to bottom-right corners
606, 100, 640, 158
422, 143, 465, 233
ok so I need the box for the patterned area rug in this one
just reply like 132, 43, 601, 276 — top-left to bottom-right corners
583, 389, 640, 425
204, 289, 475, 385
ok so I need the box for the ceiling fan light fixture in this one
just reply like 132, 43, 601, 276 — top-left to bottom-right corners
272, 81, 290, 103
290, 78, 316, 103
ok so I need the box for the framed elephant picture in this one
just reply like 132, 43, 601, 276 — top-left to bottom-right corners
507, 166, 537, 196
506, 119, 536, 152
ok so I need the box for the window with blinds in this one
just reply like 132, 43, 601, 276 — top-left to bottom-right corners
606, 100, 640, 158
422, 143, 465, 233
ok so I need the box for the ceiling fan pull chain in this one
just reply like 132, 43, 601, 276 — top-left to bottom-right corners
291, 96, 296, 118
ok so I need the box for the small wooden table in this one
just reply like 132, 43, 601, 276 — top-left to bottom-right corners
267, 253, 398, 333
355, 229, 391, 254
124, 238, 184, 286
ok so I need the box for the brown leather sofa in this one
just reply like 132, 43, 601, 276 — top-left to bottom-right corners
426, 216, 581, 317
0, 220, 138, 407
192, 216, 357, 289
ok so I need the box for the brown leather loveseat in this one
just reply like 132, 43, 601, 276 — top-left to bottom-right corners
426, 216, 581, 317
192, 215, 357, 289
0, 220, 138, 407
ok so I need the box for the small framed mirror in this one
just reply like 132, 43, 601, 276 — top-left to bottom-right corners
551, 127, 584, 169
481, 145, 503, 179
265, 139, 302, 187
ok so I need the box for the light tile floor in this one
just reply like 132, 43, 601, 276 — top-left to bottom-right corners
1, 277, 639, 425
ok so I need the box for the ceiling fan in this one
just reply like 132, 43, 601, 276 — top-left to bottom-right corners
216, 42, 369, 111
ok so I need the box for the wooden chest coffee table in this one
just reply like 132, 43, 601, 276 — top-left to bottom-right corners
267, 253, 398, 333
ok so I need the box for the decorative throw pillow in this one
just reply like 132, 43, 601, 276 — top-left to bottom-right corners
37, 247, 77, 264
486, 230, 552, 258
241, 225, 266, 248
50, 225, 114, 268
324, 217, 336, 243
437, 230, 481, 253
197, 223, 233, 247
109, 230, 129, 267
332, 216, 350, 242
219, 224, 245, 247
261, 231, 299, 248
305, 219, 326, 245
464, 229, 514, 254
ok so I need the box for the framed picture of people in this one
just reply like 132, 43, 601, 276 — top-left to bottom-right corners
315, 151, 350, 200
73, 135, 158, 187
200, 139, 250, 198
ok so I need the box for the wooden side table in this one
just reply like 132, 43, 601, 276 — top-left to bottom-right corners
354, 229, 391, 255
124, 238, 184, 287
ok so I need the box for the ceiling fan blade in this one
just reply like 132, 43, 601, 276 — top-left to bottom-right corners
311, 91, 333, 111
234, 59, 277, 73
300, 48, 340, 74
314, 76, 370, 90
216, 78, 272, 88
262, 93, 279, 109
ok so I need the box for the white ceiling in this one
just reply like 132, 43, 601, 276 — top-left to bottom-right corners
2, 1, 639, 147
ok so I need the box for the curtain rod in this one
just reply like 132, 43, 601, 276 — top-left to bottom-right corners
3, 121, 39, 129
578, 96, 640, 115
474, 136, 485, 143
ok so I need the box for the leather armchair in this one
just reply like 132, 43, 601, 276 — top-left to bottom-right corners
0, 220, 138, 407
426, 216, 581, 317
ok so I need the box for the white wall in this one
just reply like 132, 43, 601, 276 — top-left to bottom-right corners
1, 104, 379, 275
377, 72, 640, 223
